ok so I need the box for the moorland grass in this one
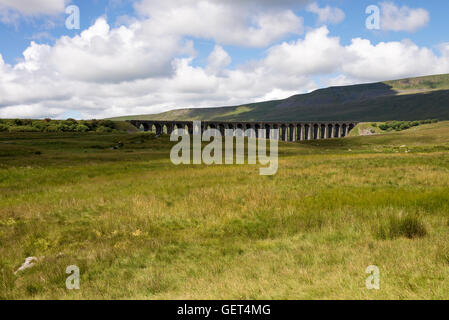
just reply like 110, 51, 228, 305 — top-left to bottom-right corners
0, 122, 448, 299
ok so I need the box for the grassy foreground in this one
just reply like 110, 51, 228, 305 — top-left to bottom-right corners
0, 122, 449, 299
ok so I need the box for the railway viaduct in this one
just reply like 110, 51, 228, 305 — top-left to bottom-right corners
127, 120, 358, 141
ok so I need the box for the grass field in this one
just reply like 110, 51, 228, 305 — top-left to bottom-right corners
1, 122, 449, 299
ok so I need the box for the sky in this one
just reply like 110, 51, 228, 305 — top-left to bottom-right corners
0, 0, 448, 119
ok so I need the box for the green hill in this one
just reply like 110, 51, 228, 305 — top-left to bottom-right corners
110, 74, 449, 122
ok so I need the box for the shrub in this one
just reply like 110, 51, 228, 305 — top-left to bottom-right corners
431, 119, 439, 123
56, 124, 71, 132
75, 124, 89, 132
377, 214, 427, 240
99, 120, 115, 129
90, 119, 99, 129
378, 120, 432, 132
68, 124, 79, 132
64, 118, 78, 126
96, 126, 112, 133
0, 124, 9, 132
13, 119, 23, 126
44, 125, 59, 132
44, 118, 52, 123
371, 123, 377, 127
31, 121, 48, 131
8, 125, 40, 133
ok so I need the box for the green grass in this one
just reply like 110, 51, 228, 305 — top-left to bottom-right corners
0, 122, 449, 299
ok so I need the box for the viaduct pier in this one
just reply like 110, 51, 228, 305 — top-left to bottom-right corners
128, 120, 358, 142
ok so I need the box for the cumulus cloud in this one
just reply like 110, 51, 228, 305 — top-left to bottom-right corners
343, 38, 446, 81
0, 0, 67, 15
380, 2, 429, 32
134, 0, 305, 47
0, 0, 68, 25
264, 27, 345, 76
206, 45, 232, 75
307, 2, 345, 25
0, 5, 448, 119
12, 18, 196, 83
263, 26, 449, 83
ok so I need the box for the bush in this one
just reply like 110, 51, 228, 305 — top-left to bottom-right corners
56, 124, 71, 132
67, 124, 78, 132
371, 123, 377, 127
377, 214, 427, 240
0, 124, 9, 132
90, 119, 99, 129
96, 126, 113, 133
431, 119, 439, 123
44, 125, 59, 132
75, 124, 89, 132
99, 120, 115, 129
8, 125, 40, 133
378, 120, 434, 132
64, 118, 78, 126
31, 121, 48, 131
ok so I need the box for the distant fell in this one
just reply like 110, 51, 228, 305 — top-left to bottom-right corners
110, 74, 449, 122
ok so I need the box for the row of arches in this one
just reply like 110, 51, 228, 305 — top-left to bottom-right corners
129, 121, 358, 141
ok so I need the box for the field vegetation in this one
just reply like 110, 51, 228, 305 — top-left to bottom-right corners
0, 121, 448, 299
0, 118, 134, 134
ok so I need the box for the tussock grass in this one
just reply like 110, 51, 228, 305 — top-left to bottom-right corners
376, 212, 428, 240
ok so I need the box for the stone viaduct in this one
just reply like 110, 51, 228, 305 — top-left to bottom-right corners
128, 120, 358, 142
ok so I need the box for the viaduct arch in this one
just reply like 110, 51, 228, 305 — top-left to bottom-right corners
128, 120, 358, 142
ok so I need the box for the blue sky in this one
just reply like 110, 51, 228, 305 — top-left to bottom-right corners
1, 1, 446, 66
0, 0, 448, 119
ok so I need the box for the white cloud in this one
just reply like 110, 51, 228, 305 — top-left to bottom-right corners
307, 2, 345, 25
206, 45, 232, 75
324, 74, 360, 88
0, 0, 68, 24
343, 38, 446, 81
0, 0, 67, 15
380, 2, 429, 32
134, 0, 305, 47
13, 18, 193, 83
0, 12, 449, 119
263, 27, 345, 76
0, 0, 68, 25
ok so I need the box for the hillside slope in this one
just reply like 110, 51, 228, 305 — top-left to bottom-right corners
110, 74, 449, 121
